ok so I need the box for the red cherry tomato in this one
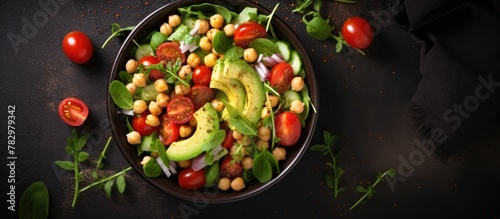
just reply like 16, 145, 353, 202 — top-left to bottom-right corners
178, 168, 206, 190
221, 128, 235, 150
220, 156, 243, 180
138, 55, 164, 82
341, 17, 374, 49
160, 114, 179, 145
275, 111, 301, 146
269, 62, 294, 94
192, 65, 212, 86
132, 111, 159, 136
156, 42, 185, 65
187, 85, 215, 110
233, 22, 267, 48
167, 96, 195, 124
62, 31, 93, 64
58, 97, 89, 126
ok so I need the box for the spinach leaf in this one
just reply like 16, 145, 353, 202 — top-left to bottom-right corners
252, 149, 279, 183
223, 46, 244, 60
223, 100, 257, 136
109, 80, 133, 110
249, 38, 280, 56
212, 31, 233, 54
232, 7, 258, 24
150, 31, 169, 51
178, 3, 233, 23
143, 158, 162, 177
19, 181, 49, 219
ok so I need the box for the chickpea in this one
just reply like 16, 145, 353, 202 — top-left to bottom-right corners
236, 136, 251, 146
211, 99, 225, 113
199, 36, 212, 51
160, 22, 173, 36
261, 106, 271, 119
230, 177, 246, 192
175, 84, 191, 96
168, 14, 181, 27
179, 124, 194, 138
133, 100, 147, 114
268, 95, 280, 108
132, 73, 147, 87
125, 59, 138, 73
195, 19, 209, 35
140, 156, 152, 166
230, 145, 246, 161
153, 78, 168, 93
178, 65, 192, 79
290, 100, 305, 114
145, 114, 160, 127
156, 93, 170, 108
204, 53, 218, 68
126, 83, 137, 95
148, 101, 162, 116
206, 28, 220, 41
273, 147, 287, 161
126, 131, 141, 145
256, 139, 269, 151
177, 160, 192, 168
241, 157, 253, 170
209, 14, 224, 29
189, 117, 197, 127
223, 24, 235, 36
187, 53, 201, 68
291, 76, 305, 91
243, 48, 258, 63
257, 125, 271, 141
218, 177, 231, 191
232, 130, 243, 140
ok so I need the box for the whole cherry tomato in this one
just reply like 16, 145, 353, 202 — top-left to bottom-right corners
341, 17, 374, 49
62, 31, 93, 64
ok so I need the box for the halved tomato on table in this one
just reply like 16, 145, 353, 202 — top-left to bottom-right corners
58, 97, 89, 126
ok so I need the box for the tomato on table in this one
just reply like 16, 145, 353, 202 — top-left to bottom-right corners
160, 114, 180, 145
58, 97, 89, 126
220, 156, 243, 180
274, 111, 301, 146
156, 42, 185, 65
341, 17, 374, 49
132, 111, 159, 136
138, 55, 164, 82
192, 65, 212, 86
167, 95, 195, 124
62, 31, 93, 64
233, 22, 267, 48
187, 85, 215, 110
178, 168, 206, 190
269, 62, 294, 94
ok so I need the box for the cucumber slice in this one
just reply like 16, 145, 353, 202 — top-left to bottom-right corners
134, 44, 154, 61
283, 90, 302, 109
139, 133, 157, 153
136, 84, 158, 102
289, 50, 303, 76
275, 41, 291, 61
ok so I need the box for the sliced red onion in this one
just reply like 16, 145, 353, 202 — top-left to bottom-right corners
189, 21, 200, 36
271, 53, 285, 64
255, 62, 270, 82
188, 44, 199, 52
191, 145, 227, 171
262, 56, 277, 67
155, 157, 172, 177
257, 53, 264, 63
169, 160, 177, 174
118, 109, 134, 116
180, 43, 193, 53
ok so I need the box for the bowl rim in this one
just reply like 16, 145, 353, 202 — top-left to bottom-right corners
107, 0, 319, 204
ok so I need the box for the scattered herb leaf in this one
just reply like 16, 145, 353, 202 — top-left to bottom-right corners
19, 181, 49, 219
349, 169, 396, 210
102, 23, 135, 49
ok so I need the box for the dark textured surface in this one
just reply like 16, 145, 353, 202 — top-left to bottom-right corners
1, 0, 499, 218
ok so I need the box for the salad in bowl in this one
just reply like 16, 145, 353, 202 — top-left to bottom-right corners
108, 0, 318, 203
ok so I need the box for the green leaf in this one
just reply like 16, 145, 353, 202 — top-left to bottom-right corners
150, 31, 169, 51
249, 38, 280, 56
356, 185, 367, 193
77, 151, 89, 162
335, 40, 343, 52
116, 175, 126, 194
19, 181, 49, 219
143, 158, 162, 177
223, 100, 257, 136
55, 161, 75, 171
104, 179, 115, 198
232, 7, 258, 24
153, 139, 170, 168
64, 146, 74, 155
325, 175, 334, 189
223, 46, 244, 60
109, 80, 134, 110
252, 152, 273, 183
204, 164, 220, 187
178, 3, 233, 23
310, 144, 328, 153
167, 24, 189, 42
101, 23, 135, 49
201, 130, 226, 151
212, 31, 233, 54
302, 12, 332, 41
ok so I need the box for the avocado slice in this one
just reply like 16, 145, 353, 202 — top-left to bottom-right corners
210, 78, 246, 120
166, 103, 220, 161
211, 58, 265, 125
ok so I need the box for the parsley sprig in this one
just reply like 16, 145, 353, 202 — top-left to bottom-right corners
350, 169, 396, 210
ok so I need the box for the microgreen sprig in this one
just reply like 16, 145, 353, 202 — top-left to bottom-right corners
102, 23, 136, 49
310, 130, 345, 197
349, 169, 396, 210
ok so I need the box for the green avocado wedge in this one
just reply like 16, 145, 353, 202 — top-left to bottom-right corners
166, 103, 220, 161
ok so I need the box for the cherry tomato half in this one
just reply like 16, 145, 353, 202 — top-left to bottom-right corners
160, 114, 179, 145
221, 126, 235, 150
178, 168, 206, 190
62, 31, 93, 64
167, 95, 195, 124
132, 111, 159, 136
269, 62, 294, 94
58, 97, 89, 126
192, 65, 212, 86
341, 17, 374, 49
220, 156, 243, 180
138, 55, 164, 82
188, 85, 215, 110
275, 111, 301, 146
233, 22, 267, 48
156, 42, 185, 65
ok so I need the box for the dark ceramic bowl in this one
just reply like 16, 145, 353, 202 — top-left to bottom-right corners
107, 0, 318, 203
